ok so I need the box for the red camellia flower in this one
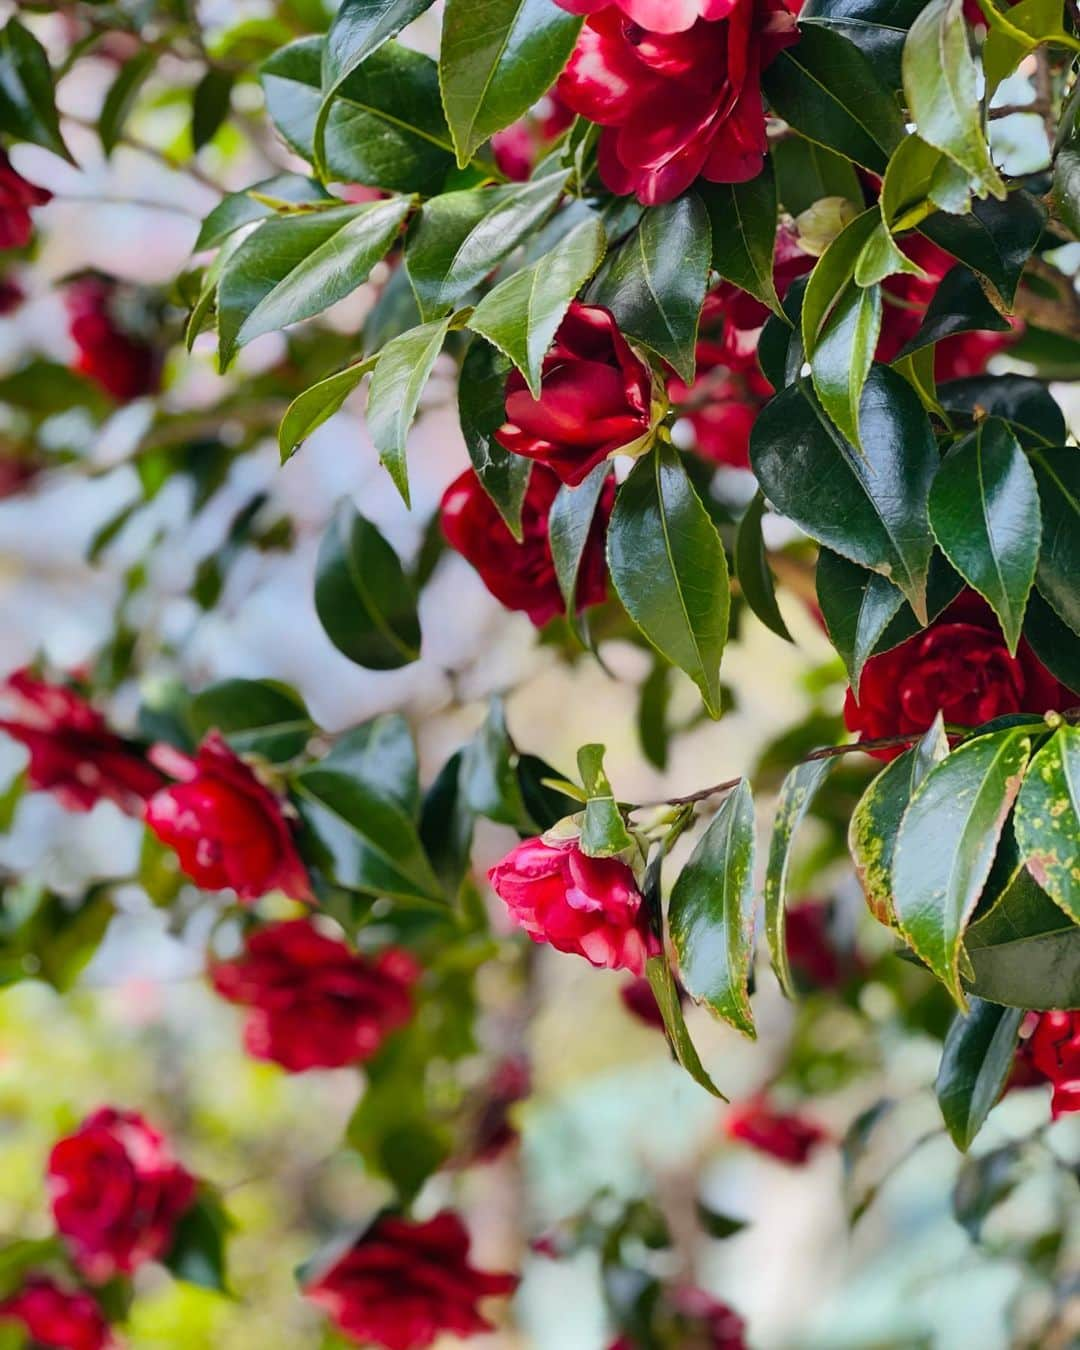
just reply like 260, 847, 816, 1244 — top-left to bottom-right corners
0, 1277, 113, 1350
48, 1108, 197, 1282
145, 732, 312, 902
670, 228, 813, 468
877, 236, 1018, 380
441, 463, 614, 627
785, 900, 843, 990
491, 93, 575, 180
210, 919, 417, 1072
65, 277, 160, 403
844, 592, 1075, 760
488, 835, 660, 975
495, 302, 652, 486
1020, 1011, 1080, 1118
557, 1, 799, 204
0, 151, 51, 250
724, 1095, 827, 1164
558, 0, 738, 31
0, 669, 163, 814
304, 1210, 518, 1350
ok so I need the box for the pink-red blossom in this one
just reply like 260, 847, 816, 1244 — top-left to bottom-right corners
0, 151, 51, 250
724, 1095, 827, 1164
0, 1277, 112, 1350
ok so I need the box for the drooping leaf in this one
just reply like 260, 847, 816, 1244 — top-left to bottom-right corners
589, 193, 711, 383
1052, 135, 1080, 241
99, 49, 157, 156
607, 444, 730, 718
762, 25, 905, 172
405, 173, 569, 320
965, 864, 1080, 1008
811, 277, 882, 448
919, 191, 1046, 309
419, 751, 476, 899
577, 743, 633, 858
439, 0, 582, 167
262, 36, 457, 194
901, 0, 1005, 198
467, 215, 606, 396
549, 461, 610, 642
816, 550, 904, 695
699, 165, 782, 317
1014, 725, 1080, 923
279, 358, 377, 463
894, 267, 1011, 362
457, 338, 531, 538
366, 318, 451, 505
461, 698, 531, 831
191, 67, 234, 151
849, 716, 950, 926
733, 490, 792, 643
1029, 447, 1080, 635
1023, 587, 1080, 692
798, 0, 928, 88
0, 19, 73, 162
892, 726, 1034, 1006
938, 375, 1065, 450
936, 999, 1025, 1150
750, 370, 937, 621
927, 419, 1040, 653
669, 779, 757, 1038
195, 175, 332, 253
314, 501, 421, 669
165, 1188, 232, 1294
189, 679, 314, 762
765, 757, 834, 996
981, 0, 1080, 95
217, 198, 410, 367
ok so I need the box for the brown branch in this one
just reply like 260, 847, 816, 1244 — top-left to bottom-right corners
989, 100, 1051, 120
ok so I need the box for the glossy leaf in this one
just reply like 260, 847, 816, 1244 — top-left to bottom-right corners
461, 698, 531, 831
195, 174, 332, 253
0, 19, 73, 162
771, 133, 863, 216
765, 757, 834, 996
895, 267, 1011, 362
607, 444, 730, 718
1014, 725, 1080, 922
940, 375, 1064, 448
699, 165, 782, 317
189, 679, 314, 762
965, 864, 1080, 1008
1023, 587, 1080, 692
902, 0, 1005, 198
880, 132, 972, 228
936, 999, 1025, 1150
1052, 136, 1080, 241
816, 549, 904, 695
279, 357, 377, 463
799, 0, 927, 88
762, 25, 905, 172
893, 726, 1033, 1006
439, 0, 582, 167
849, 717, 950, 926
928, 420, 1040, 652
1029, 447, 1080, 635
458, 338, 531, 538
919, 191, 1046, 309
982, 0, 1080, 94
468, 215, 606, 396
405, 173, 569, 320
750, 370, 937, 621
262, 37, 456, 194
419, 751, 475, 899
314, 501, 421, 669
734, 491, 792, 643
166, 1188, 232, 1293
589, 193, 711, 383
217, 198, 410, 367
549, 462, 610, 641
366, 318, 451, 505
669, 780, 757, 1038
577, 743, 633, 858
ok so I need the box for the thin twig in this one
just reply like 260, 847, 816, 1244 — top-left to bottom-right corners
63, 113, 223, 194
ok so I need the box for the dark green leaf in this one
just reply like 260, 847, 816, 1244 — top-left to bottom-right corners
734, 491, 792, 643
936, 998, 1024, 1150
367, 318, 451, 505
1023, 587, 1080, 692
920, 191, 1046, 309
468, 215, 606, 395
462, 699, 532, 830
893, 726, 1033, 1005
982, 0, 1079, 94
261, 37, 456, 194
189, 679, 314, 762
607, 444, 730, 718
699, 165, 782, 317
1029, 447, 1080, 635
938, 374, 1065, 449
1052, 137, 1080, 240
765, 757, 834, 996
405, 173, 569, 321
457, 338, 531, 538
928, 420, 1040, 652
1014, 725, 1080, 922
576, 743, 633, 859
849, 717, 949, 926
0, 19, 73, 162
165, 1189, 231, 1293
953, 1143, 1023, 1240
894, 266, 1011, 361
0, 1238, 63, 1300
816, 549, 904, 695
669, 780, 757, 1038
419, 751, 475, 899
645, 950, 725, 1098
279, 358, 377, 463
762, 25, 905, 172
771, 133, 863, 216
549, 462, 610, 641
901, 0, 1004, 198
750, 370, 937, 621
516, 753, 581, 831
99, 49, 156, 156
217, 198, 410, 367
799, 0, 927, 88
637, 659, 673, 772
965, 864, 1080, 1008
192, 68, 234, 151
314, 501, 421, 669
589, 193, 711, 383
439, 0, 582, 167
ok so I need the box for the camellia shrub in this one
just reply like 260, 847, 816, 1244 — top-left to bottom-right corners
0, 0, 1079, 1345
